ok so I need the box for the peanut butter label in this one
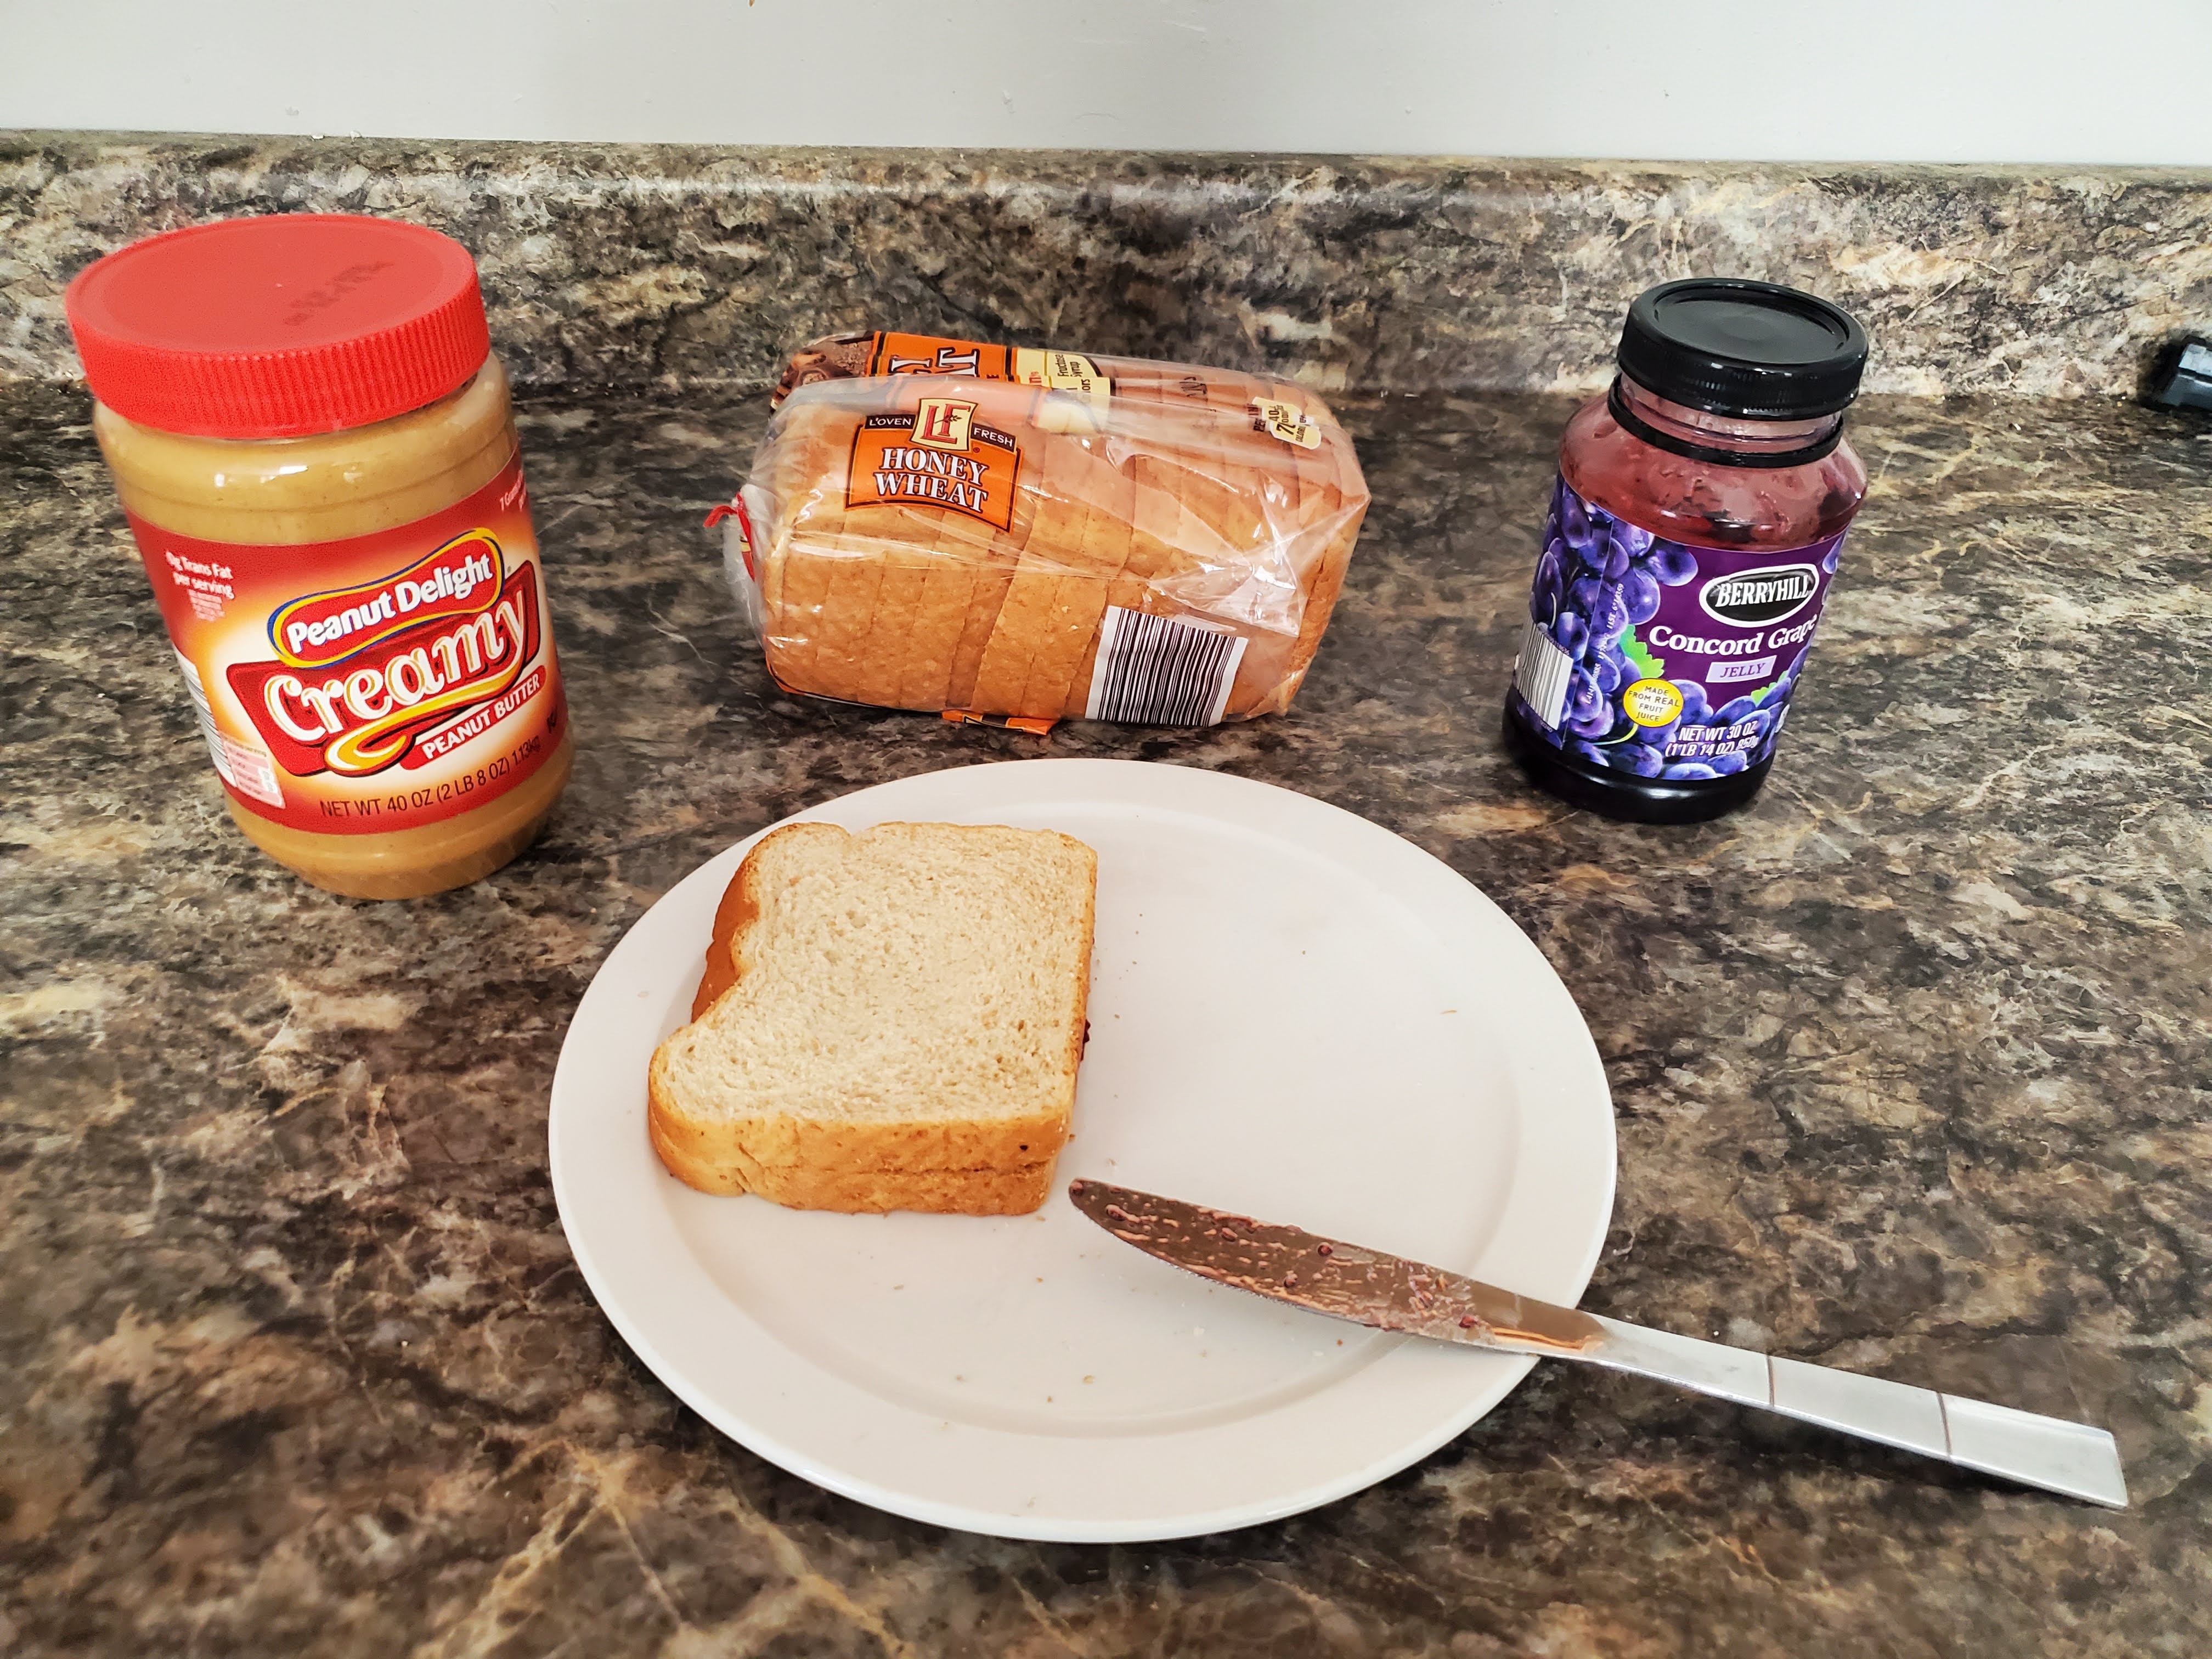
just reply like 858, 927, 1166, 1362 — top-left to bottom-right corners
269, 531, 505, 669
845, 407, 1020, 531
128, 450, 567, 834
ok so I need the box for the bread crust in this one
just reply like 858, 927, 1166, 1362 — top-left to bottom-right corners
650, 822, 1097, 1215
689, 837, 766, 1018
645, 1106, 1059, 1215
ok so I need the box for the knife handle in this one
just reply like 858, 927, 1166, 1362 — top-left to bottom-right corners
1573, 1316, 2128, 1508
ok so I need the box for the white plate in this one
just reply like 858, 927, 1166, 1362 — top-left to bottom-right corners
550, 759, 1615, 1542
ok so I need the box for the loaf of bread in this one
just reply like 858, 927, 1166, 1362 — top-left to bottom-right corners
736, 337, 1369, 725
648, 821, 1098, 1215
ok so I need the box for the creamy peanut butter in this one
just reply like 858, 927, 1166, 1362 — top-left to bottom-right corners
68, 215, 573, 899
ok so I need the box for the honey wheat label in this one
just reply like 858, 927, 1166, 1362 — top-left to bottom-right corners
845, 401, 1022, 531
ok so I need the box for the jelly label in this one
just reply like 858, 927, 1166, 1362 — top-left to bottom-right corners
844, 403, 1022, 531
129, 449, 567, 833
1510, 473, 1843, 781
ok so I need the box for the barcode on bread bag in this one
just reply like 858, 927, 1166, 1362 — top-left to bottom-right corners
1513, 619, 1572, 729
1086, 607, 1249, 726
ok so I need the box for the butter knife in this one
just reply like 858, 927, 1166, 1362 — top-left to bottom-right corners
1068, 1180, 2127, 1508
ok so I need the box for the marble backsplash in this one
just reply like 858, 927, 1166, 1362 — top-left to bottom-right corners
3, 131, 2208, 401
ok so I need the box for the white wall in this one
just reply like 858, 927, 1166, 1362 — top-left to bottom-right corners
4, 0, 2209, 167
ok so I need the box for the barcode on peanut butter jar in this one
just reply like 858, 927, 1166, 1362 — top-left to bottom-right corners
173, 647, 284, 808
1085, 606, 1248, 726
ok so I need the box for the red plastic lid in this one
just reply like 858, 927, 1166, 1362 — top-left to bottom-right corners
65, 214, 492, 439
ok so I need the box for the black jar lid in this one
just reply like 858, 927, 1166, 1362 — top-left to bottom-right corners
1617, 278, 1868, 420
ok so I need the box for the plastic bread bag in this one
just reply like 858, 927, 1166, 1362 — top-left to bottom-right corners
710, 331, 1370, 727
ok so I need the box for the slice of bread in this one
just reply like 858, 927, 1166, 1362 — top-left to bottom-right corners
648, 821, 1098, 1215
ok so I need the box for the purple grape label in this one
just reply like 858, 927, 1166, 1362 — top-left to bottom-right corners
1510, 473, 1844, 781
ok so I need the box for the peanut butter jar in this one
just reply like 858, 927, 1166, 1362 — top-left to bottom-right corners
67, 215, 572, 899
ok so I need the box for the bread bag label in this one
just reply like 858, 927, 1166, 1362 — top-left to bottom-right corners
870, 331, 1014, 380
1250, 398, 1322, 449
844, 403, 1021, 531
777, 330, 1113, 422
867, 332, 1107, 397
127, 450, 568, 834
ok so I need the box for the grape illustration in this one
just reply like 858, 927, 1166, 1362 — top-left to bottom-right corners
1558, 482, 1591, 548
1531, 552, 1565, 623
1620, 566, 1661, 624
1567, 668, 1605, 722
1600, 584, 1635, 638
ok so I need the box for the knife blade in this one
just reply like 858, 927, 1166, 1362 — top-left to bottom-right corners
1068, 1178, 2128, 1509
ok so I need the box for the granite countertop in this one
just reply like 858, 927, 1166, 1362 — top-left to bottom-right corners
3, 377, 2208, 1657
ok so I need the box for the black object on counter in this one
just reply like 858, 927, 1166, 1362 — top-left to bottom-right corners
2146, 336, 2212, 413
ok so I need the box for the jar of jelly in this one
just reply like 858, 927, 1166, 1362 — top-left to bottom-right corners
1504, 279, 1869, 822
